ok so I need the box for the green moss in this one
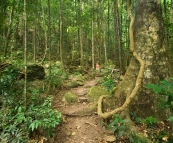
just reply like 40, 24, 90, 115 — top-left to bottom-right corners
66, 82, 78, 88
76, 80, 84, 86
87, 86, 110, 102
62, 92, 78, 103
102, 96, 116, 110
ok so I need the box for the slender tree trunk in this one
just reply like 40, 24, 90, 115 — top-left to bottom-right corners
40, 2, 48, 65
97, 0, 101, 63
113, 0, 120, 66
47, 0, 52, 93
14, 1, 20, 50
106, 0, 110, 65
119, 1, 125, 75
4, 0, 15, 58
104, 32, 108, 65
33, 1, 37, 62
60, 0, 65, 71
92, 0, 95, 69
171, 0, 173, 23
24, 0, 27, 107
79, 0, 84, 66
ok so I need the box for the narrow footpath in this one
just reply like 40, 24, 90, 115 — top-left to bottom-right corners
49, 77, 115, 143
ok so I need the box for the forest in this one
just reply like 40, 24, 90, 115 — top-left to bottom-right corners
0, 0, 173, 142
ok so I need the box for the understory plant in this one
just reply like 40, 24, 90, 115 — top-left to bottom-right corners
107, 114, 129, 138
130, 112, 142, 124
44, 65, 67, 89
147, 78, 173, 142
108, 114, 146, 142
147, 78, 173, 113
100, 66, 116, 96
0, 66, 61, 142
141, 116, 157, 127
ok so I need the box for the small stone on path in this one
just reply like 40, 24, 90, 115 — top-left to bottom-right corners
104, 135, 116, 142
79, 97, 88, 102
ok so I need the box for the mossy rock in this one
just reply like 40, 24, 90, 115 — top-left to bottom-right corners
72, 74, 84, 83
66, 82, 79, 88
76, 80, 84, 86
62, 92, 78, 103
66, 74, 84, 87
87, 86, 110, 102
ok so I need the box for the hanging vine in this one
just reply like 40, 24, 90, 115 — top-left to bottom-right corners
97, 0, 145, 119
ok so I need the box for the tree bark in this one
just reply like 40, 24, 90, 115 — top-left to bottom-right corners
92, 0, 95, 69
113, 0, 126, 75
171, 0, 173, 23
98, 0, 172, 120
33, 1, 37, 62
4, 0, 15, 58
60, 0, 65, 71
24, 0, 27, 107
47, 0, 52, 93
40, 1, 48, 65
79, 0, 84, 66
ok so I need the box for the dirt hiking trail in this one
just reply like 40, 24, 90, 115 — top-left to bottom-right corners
49, 77, 117, 143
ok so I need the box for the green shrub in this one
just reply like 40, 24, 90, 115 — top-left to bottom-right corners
128, 131, 147, 143
44, 66, 67, 89
147, 79, 173, 143
147, 78, 173, 112
141, 116, 157, 127
0, 66, 61, 142
130, 112, 142, 124
108, 114, 129, 138
101, 79, 115, 92
107, 114, 146, 142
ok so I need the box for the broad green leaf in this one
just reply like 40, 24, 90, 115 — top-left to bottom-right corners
112, 126, 118, 133
168, 116, 173, 122
108, 122, 115, 129
147, 84, 161, 93
118, 131, 125, 138
160, 80, 168, 85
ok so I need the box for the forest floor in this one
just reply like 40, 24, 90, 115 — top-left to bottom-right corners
46, 76, 121, 143
43, 74, 172, 143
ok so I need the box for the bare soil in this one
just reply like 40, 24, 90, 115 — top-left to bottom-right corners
47, 77, 115, 143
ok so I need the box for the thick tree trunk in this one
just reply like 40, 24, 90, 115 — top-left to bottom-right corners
98, 0, 172, 120
132, 0, 172, 118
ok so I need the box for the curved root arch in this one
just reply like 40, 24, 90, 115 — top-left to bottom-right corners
98, 0, 145, 119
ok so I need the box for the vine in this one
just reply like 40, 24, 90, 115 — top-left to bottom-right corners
97, 0, 145, 119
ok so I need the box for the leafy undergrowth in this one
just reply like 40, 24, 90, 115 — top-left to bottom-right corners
0, 66, 62, 143
107, 113, 173, 143
1, 65, 173, 143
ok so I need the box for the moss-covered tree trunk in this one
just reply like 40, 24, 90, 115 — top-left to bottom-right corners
98, 0, 172, 120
